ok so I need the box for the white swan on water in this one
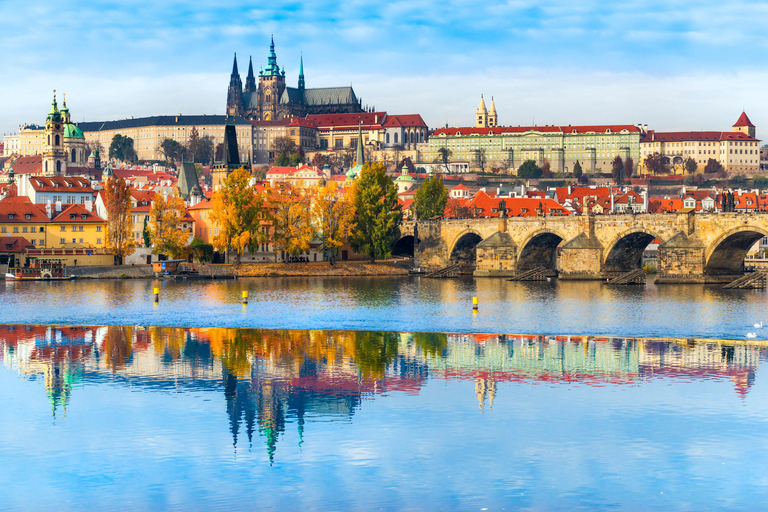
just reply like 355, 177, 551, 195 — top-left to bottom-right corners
755, 321, 764, 329
746, 332, 758, 339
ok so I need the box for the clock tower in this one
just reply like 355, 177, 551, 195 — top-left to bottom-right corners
43, 91, 67, 176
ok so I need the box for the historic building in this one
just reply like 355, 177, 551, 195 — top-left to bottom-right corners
226, 37, 364, 121
638, 112, 761, 175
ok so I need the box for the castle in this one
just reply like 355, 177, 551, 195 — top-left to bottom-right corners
226, 37, 364, 121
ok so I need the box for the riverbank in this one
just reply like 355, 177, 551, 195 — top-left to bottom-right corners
201, 260, 410, 277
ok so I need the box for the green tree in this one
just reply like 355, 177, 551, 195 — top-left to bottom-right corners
160, 138, 183, 164
624, 156, 635, 180
108, 134, 137, 162
684, 157, 698, 175
517, 159, 542, 179
142, 216, 151, 248
187, 126, 214, 165
704, 158, 724, 175
189, 237, 214, 262
350, 162, 403, 262
573, 160, 583, 179
611, 155, 624, 183
413, 175, 448, 220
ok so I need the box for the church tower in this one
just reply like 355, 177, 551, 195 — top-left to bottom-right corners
258, 36, 286, 121
733, 111, 756, 139
245, 56, 256, 93
298, 54, 305, 93
476, 95, 488, 128
43, 91, 67, 176
488, 97, 498, 127
226, 54, 244, 117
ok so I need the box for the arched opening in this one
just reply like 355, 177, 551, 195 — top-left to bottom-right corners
394, 132, 398, 144
604, 231, 657, 273
706, 230, 766, 276
518, 232, 564, 271
391, 235, 414, 257
386, 133, 390, 144
55, 135, 60, 146
450, 232, 483, 266
71, 149, 76, 162
56, 161, 62, 174
44, 161, 48, 173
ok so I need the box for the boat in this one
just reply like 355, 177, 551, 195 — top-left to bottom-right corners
5, 258, 71, 281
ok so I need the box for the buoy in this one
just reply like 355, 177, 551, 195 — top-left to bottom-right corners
472, 296, 478, 311
154, 287, 159, 304
242, 290, 249, 305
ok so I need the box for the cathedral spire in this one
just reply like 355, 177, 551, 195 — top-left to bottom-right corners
231, 53, 239, 77
298, 53, 305, 91
355, 122, 364, 167
264, 35, 280, 76
245, 56, 256, 93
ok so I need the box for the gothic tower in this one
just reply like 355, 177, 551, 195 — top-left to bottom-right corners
245, 56, 256, 93
257, 36, 286, 121
476, 95, 488, 128
298, 54, 305, 92
43, 91, 67, 176
226, 54, 244, 117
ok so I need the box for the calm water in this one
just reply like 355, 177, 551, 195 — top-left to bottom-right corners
3, 278, 768, 510
1, 276, 768, 339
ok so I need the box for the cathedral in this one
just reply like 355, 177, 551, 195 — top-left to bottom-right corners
226, 37, 364, 121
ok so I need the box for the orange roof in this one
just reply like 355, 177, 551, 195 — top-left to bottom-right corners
451, 183, 469, 190
0, 196, 50, 222
28, 176, 93, 193
50, 204, 105, 223
0, 236, 34, 253
9, 155, 42, 175
383, 114, 427, 128
307, 112, 387, 129
187, 198, 212, 211
733, 111, 755, 128
554, 186, 610, 203
287, 118, 317, 128
468, 191, 569, 218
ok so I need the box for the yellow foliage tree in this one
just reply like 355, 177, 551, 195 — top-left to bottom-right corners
149, 193, 189, 258
209, 167, 266, 265
267, 185, 314, 260
104, 176, 136, 264
312, 181, 356, 264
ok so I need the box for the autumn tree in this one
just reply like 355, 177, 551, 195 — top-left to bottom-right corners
312, 181, 356, 264
611, 155, 624, 184
473, 149, 488, 173
268, 186, 314, 259
350, 162, 402, 262
684, 156, 698, 175
541, 158, 552, 178
311, 152, 326, 168
644, 152, 667, 175
104, 176, 136, 264
150, 193, 190, 258
210, 167, 266, 265
272, 136, 303, 166
624, 156, 635, 180
413, 175, 448, 220
444, 197, 473, 219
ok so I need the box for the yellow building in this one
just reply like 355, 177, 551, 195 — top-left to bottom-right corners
2, 125, 46, 157
639, 112, 761, 175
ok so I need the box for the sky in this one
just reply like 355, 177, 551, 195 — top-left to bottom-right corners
1, 0, 768, 140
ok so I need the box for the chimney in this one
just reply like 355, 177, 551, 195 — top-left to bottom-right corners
55, 200, 62, 212
86, 199, 93, 211
568, 185, 572, 195
45, 201, 52, 219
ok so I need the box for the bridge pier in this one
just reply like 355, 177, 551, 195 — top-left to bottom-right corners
557, 233, 604, 280
655, 232, 707, 284
474, 232, 517, 277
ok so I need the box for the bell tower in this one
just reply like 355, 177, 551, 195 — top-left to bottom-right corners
258, 36, 286, 121
43, 90, 67, 176
476, 95, 488, 128
488, 97, 498, 128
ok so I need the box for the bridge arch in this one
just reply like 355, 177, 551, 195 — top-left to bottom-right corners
603, 228, 665, 273
705, 226, 768, 275
391, 235, 415, 257
449, 230, 483, 266
517, 229, 567, 271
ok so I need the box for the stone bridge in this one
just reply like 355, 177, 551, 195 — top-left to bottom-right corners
405, 213, 768, 283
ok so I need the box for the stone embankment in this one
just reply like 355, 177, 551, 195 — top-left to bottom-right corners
199, 261, 410, 277
69, 265, 154, 279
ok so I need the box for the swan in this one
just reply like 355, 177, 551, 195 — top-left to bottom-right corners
755, 321, 764, 329
746, 332, 757, 339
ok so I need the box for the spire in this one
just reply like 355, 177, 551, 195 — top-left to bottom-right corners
231, 53, 239, 77
264, 35, 280, 76
355, 122, 364, 167
488, 96, 497, 115
298, 53, 305, 91
245, 56, 256, 93
477, 94, 487, 114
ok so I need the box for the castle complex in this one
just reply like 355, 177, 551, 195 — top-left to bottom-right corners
226, 37, 364, 121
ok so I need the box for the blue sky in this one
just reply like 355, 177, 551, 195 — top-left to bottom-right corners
1, 1, 767, 139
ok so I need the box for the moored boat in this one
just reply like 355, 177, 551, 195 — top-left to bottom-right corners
5, 259, 71, 281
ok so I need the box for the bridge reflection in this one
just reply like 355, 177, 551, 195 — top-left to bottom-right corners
0, 325, 762, 459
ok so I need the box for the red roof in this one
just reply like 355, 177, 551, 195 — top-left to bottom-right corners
0, 196, 50, 223
467, 191, 569, 218
9, 155, 42, 175
50, 204, 105, 223
307, 112, 387, 129
28, 176, 93, 193
432, 125, 641, 137
187, 197, 212, 211
287, 118, 317, 128
0, 236, 34, 253
383, 114, 427, 128
733, 111, 755, 128
554, 186, 610, 203
451, 183, 469, 190
642, 130, 759, 143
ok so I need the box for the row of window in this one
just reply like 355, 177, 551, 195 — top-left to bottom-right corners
58, 238, 102, 244
1, 226, 45, 233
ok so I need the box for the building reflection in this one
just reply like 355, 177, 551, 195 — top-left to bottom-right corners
0, 325, 763, 457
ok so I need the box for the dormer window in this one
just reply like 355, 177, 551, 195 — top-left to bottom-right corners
7, 214, 14, 220
70, 213, 76, 220
81, 214, 87, 220
25, 214, 31, 220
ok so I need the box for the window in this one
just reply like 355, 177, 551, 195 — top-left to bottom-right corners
72, 226, 77, 232
13, 227, 18, 233
0, 227, 5, 233
7, 214, 13, 220
96, 226, 102, 232
30, 227, 36, 233
70, 214, 76, 220
22, 227, 27, 233
25, 214, 31, 220
81, 214, 87, 220
60, 238, 65, 244
72, 238, 77, 244
97, 238, 102, 244
79, 238, 84, 243
40, 227, 44, 232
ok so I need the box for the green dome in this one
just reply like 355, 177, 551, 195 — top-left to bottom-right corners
63, 123, 84, 139
395, 174, 415, 182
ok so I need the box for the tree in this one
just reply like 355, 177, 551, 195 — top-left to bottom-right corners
350, 162, 402, 262
190, 237, 214, 262
312, 181, 356, 264
413, 175, 448, 220
104, 176, 136, 264
271, 136, 303, 166
215, 143, 224, 162
611, 155, 624, 184
311, 152, 326, 169
517, 159, 542, 179
252, 165, 269, 181
160, 138, 183, 164
187, 127, 214, 165
268, 186, 314, 259
541, 158, 552, 178
473, 149, 488, 173
437, 147, 452, 173
684, 157, 698, 176
644, 152, 667, 175
108, 134, 137, 162
210, 167, 267, 265
444, 197, 473, 219
150, 193, 189, 258
142, 216, 151, 248
624, 156, 635, 180
704, 158, 725, 175
573, 160, 583, 179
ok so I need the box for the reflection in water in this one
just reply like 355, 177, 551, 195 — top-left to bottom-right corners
0, 325, 762, 462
